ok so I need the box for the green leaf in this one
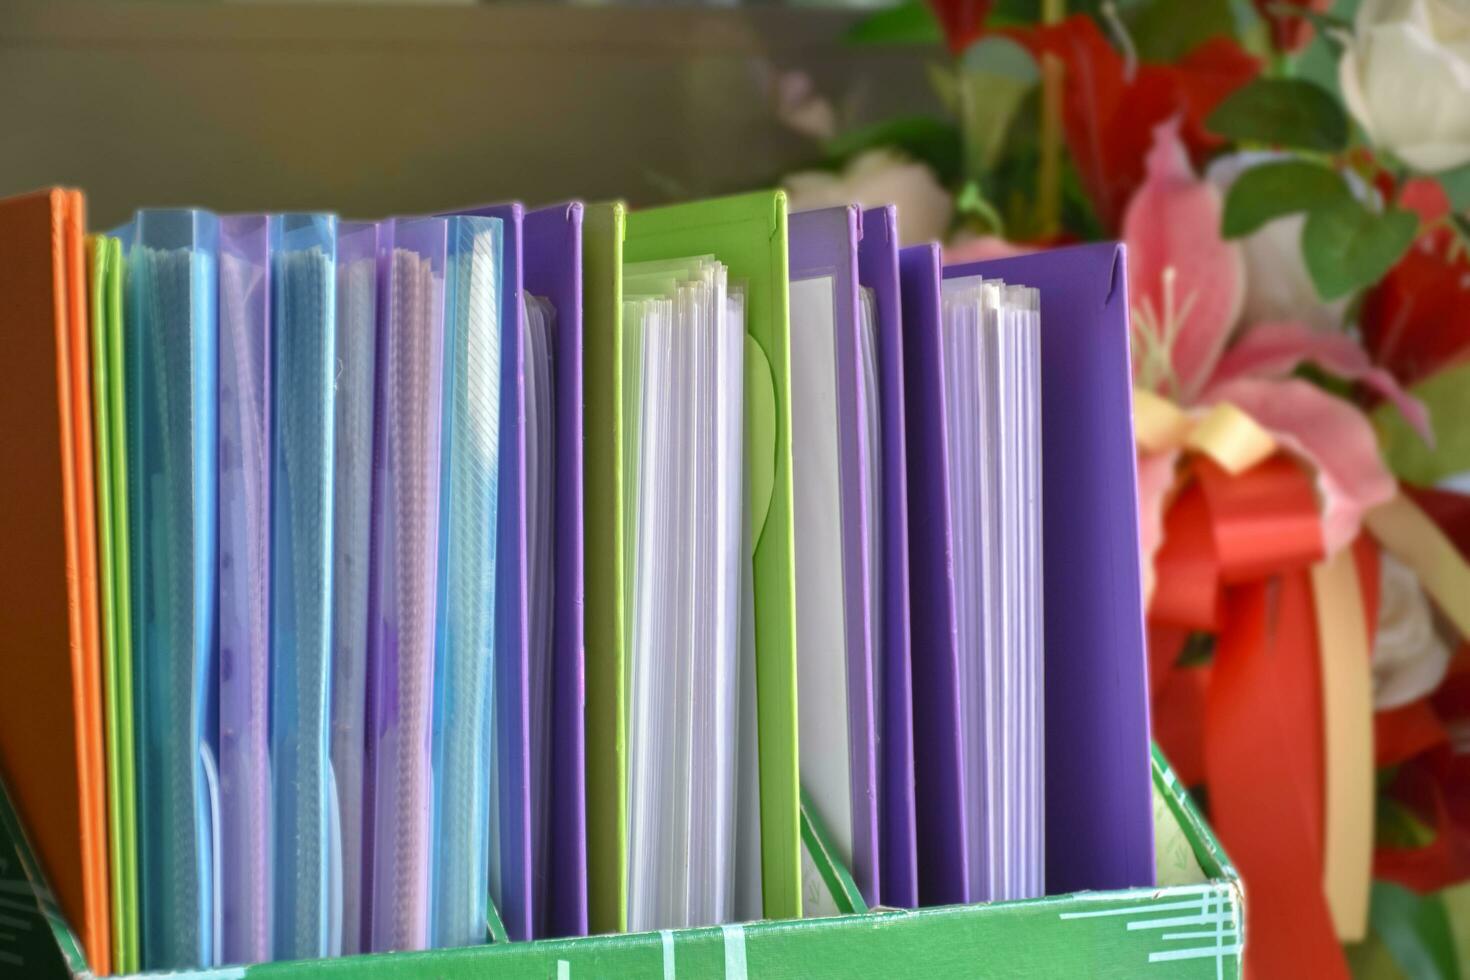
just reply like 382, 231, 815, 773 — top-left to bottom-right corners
1375, 363, 1470, 485
845, 1, 942, 45
1128, 0, 1236, 63
1369, 881, 1460, 980
1206, 78, 1350, 152
825, 116, 964, 186
957, 36, 1040, 176
1302, 198, 1417, 300
1435, 162, 1470, 212
1221, 160, 1351, 238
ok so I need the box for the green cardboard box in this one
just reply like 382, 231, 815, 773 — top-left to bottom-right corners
0, 745, 1241, 978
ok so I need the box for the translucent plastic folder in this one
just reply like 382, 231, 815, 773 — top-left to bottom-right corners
217, 215, 272, 965
330, 221, 380, 957
366, 218, 448, 953
429, 214, 503, 950
269, 214, 338, 961
122, 209, 219, 970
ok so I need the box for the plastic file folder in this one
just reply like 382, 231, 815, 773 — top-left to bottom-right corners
331, 220, 381, 957
439, 202, 532, 941
429, 213, 502, 950
216, 215, 272, 966
0, 188, 111, 975
122, 209, 220, 970
855, 206, 917, 911
787, 206, 879, 909
581, 201, 627, 936
624, 190, 800, 922
440, 202, 586, 941
269, 214, 338, 961
366, 217, 448, 953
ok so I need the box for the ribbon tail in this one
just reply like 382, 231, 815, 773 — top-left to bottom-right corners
1310, 547, 1374, 942
1205, 576, 1347, 979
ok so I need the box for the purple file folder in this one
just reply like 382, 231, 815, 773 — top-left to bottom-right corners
523, 203, 587, 940
789, 206, 879, 908
858, 207, 917, 910
943, 243, 1152, 897
443, 202, 587, 940
897, 244, 968, 907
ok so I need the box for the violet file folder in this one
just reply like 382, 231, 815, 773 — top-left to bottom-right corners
857, 207, 917, 910
899, 241, 1154, 905
523, 204, 587, 941
441, 202, 588, 940
787, 206, 879, 908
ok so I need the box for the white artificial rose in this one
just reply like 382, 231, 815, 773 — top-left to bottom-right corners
1372, 552, 1453, 710
1206, 153, 1358, 330
1340, 0, 1470, 173
783, 148, 953, 246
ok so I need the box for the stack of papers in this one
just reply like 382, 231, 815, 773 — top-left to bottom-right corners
622, 256, 745, 932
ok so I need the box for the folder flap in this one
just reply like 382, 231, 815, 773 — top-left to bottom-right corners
0, 187, 110, 974
581, 201, 627, 936
944, 241, 1154, 894
523, 202, 588, 938
625, 190, 800, 920
857, 206, 917, 910
896, 243, 968, 907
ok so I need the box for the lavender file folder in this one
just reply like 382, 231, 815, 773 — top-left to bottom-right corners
217, 215, 272, 964
897, 244, 968, 907
857, 207, 917, 910
365, 217, 449, 952
523, 203, 587, 939
944, 243, 1152, 897
788, 207, 880, 907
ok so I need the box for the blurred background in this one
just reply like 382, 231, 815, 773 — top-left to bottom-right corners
0, 0, 938, 228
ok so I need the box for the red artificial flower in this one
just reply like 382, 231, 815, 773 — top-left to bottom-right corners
926, 0, 995, 56
1015, 16, 1260, 231
1251, 0, 1331, 53
1361, 225, 1470, 387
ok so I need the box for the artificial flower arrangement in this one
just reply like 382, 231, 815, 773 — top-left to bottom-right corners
779, 0, 1470, 975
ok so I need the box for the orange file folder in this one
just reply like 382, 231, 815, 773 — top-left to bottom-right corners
0, 187, 110, 975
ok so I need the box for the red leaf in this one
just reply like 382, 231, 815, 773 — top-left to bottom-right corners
926, 0, 996, 56
1361, 229, 1470, 387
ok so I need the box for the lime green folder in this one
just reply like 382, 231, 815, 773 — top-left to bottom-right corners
582, 201, 629, 935
87, 235, 138, 974
624, 190, 800, 920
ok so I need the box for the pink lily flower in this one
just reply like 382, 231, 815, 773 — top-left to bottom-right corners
1123, 118, 1433, 576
